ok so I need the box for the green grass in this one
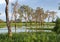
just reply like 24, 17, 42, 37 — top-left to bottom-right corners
0, 32, 59, 42
0, 23, 6, 28
0, 22, 55, 28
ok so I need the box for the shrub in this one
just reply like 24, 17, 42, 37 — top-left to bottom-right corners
52, 18, 60, 34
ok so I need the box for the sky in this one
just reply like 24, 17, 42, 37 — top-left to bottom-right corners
0, 0, 60, 21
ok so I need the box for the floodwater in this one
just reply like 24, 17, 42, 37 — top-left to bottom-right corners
0, 26, 53, 34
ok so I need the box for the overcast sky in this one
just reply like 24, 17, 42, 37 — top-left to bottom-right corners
0, 0, 60, 21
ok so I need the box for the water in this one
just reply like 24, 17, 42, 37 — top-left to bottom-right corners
0, 26, 52, 34
0, 26, 26, 34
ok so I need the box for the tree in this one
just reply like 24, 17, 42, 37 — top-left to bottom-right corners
20, 5, 28, 27
26, 6, 33, 29
49, 11, 56, 22
46, 10, 56, 22
35, 7, 44, 28
18, 8, 23, 22
19, 5, 33, 26
58, 3, 60, 10
52, 18, 60, 34
5, 0, 12, 37
11, 0, 19, 33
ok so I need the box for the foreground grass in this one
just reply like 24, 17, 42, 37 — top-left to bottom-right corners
0, 32, 59, 42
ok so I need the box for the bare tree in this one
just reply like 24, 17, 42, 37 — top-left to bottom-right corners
5, 0, 12, 37
35, 7, 44, 28
12, 0, 19, 33
49, 11, 56, 22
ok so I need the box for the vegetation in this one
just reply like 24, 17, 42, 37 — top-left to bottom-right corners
52, 18, 60, 34
0, 0, 59, 42
0, 32, 59, 42
0, 22, 55, 28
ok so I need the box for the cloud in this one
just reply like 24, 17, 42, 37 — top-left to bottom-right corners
0, 12, 20, 21
0, 12, 12, 21
0, 0, 5, 4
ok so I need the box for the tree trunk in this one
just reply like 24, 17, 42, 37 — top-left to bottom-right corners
15, 14, 17, 33
48, 16, 50, 28
5, 0, 12, 37
36, 16, 37, 32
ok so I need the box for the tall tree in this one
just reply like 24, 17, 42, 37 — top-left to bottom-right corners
18, 8, 23, 22
35, 7, 44, 28
19, 5, 33, 26
11, 0, 19, 33
49, 11, 56, 22
19, 5, 28, 32
5, 0, 12, 37
27, 7, 33, 29
45, 10, 50, 27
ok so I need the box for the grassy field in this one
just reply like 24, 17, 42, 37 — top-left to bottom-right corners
0, 32, 59, 42
0, 22, 55, 28
0, 23, 6, 28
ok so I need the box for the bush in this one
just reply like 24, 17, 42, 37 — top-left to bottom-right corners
52, 18, 60, 34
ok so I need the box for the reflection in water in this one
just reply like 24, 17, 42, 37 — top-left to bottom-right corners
0, 26, 52, 34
